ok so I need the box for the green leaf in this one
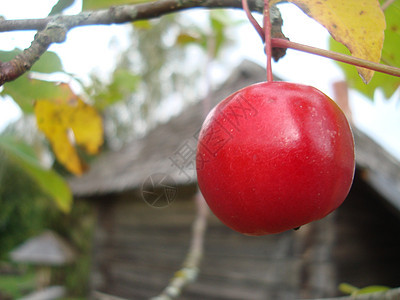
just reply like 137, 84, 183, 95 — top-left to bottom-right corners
330, 38, 400, 99
379, 0, 400, 67
90, 68, 141, 110
82, 0, 152, 10
339, 283, 359, 295
31, 51, 64, 74
48, 0, 76, 16
0, 49, 63, 74
209, 10, 239, 58
329, 1, 400, 99
176, 32, 203, 46
339, 283, 390, 296
0, 135, 73, 213
1, 77, 69, 113
0, 49, 19, 62
133, 20, 153, 30
0, 49, 65, 113
210, 11, 227, 58
355, 285, 390, 295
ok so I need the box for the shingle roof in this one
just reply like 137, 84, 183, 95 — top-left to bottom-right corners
68, 60, 400, 214
68, 60, 268, 197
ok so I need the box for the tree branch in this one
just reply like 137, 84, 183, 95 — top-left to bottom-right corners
272, 38, 400, 78
1, 0, 400, 86
0, 0, 264, 33
0, 0, 265, 86
0, 19, 67, 86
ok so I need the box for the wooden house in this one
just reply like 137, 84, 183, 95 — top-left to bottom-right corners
68, 61, 400, 299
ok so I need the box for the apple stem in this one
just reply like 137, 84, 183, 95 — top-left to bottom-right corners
241, 0, 264, 41
242, 0, 273, 81
264, 0, 273, 82
271, 38, 400, 78
240, 2, 400, 79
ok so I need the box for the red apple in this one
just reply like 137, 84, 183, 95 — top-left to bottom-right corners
196, 81, 355, 235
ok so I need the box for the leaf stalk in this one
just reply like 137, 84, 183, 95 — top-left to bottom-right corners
271, 38, 400, 78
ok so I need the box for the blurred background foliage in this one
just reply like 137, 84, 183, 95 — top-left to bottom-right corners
0, 1, 237, 298
1, 0, 398, 298
329, 0, 400, 99
0, 151, 48, 259
0, 2, 237, 208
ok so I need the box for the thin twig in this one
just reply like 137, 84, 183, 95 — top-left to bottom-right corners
272, 38, 400, 78
241, 0, 265, 42
1, 0, 400, 86
381, 0, 396, 11
263, 0, 273, 82
0, 20, 68, 86
151, 192, 209, 300
0, 0, 264, 32
0, 0, 264, 86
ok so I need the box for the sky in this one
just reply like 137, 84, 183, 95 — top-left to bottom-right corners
0, 1, 399, 159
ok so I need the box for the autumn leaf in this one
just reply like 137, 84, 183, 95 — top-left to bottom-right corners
68, 99, 103, 155
34, 84, 103, 175
273, 0, 386, 83
330, 1, 400, 99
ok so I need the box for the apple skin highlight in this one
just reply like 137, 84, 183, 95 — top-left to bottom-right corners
196, 81, 355, 235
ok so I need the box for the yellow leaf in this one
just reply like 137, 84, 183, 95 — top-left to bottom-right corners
69, 99, 103, 155
34, 84, 103, 175
274, 0, 386, 83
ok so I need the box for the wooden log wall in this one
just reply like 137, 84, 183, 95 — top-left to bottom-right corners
88, 175, 400, 300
